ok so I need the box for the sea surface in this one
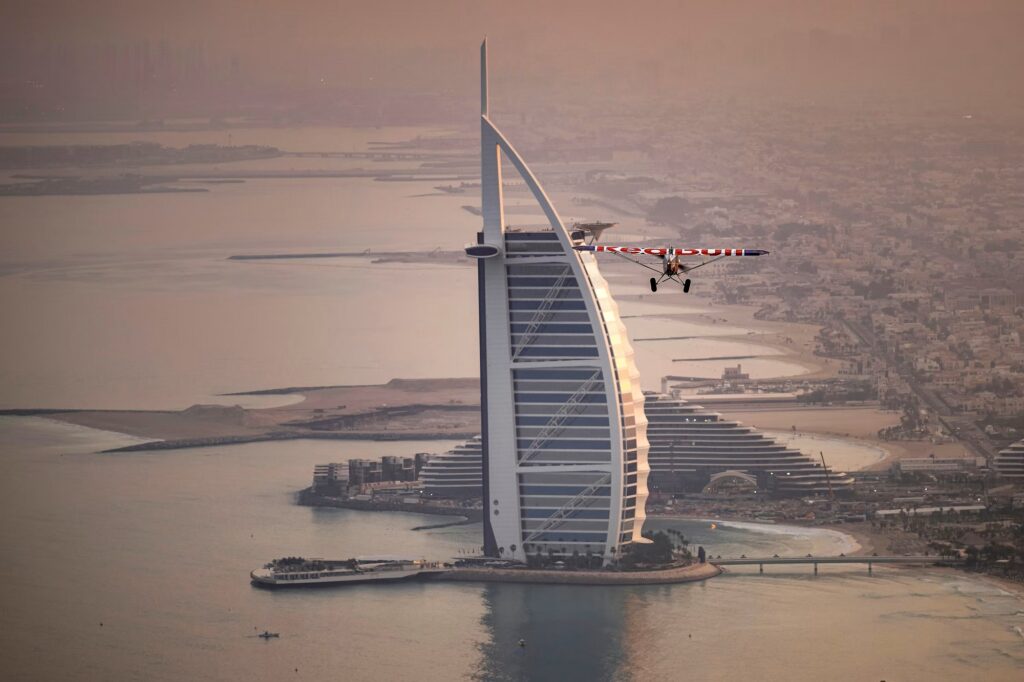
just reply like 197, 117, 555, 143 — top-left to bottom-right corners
1, 416, 1022, 681
0, 125, 804, 410
2, 126, 1023, 680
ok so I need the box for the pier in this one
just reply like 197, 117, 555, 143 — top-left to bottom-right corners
714, 555, 963, 575
227, 249, 465, 262
286, 150, 473, 161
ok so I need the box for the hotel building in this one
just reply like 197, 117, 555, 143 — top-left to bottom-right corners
995, 439, 1024, 480
463, 41, 650, 565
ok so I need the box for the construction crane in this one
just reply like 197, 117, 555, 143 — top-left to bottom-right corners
819, 451, 835, 503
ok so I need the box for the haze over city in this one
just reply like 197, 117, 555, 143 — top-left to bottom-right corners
3, 0, 1024, 123
1, 2, 1023, 680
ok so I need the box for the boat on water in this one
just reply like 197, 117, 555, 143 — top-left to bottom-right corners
250, 556, 446, 588
258, 631, 279, 639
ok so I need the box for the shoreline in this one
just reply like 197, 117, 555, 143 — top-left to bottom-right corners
5, 390, 951, 479
722, 405, 971, 470
297, 488, 483, 529
11, 402, 921, 482
436, 561, 721, 586
758, 428, 888, 472
973, 572, 1024, 600
297, 494, 999, 588
3, 287, 873, 458
3, 378, 483, 451
615, 287, 840, 383
816, 522, 875, 555
652, 514, 864, 555
1, 278, 972, 477
97, 430, 478, 453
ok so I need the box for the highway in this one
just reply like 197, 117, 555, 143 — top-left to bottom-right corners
842, 317, 993, 459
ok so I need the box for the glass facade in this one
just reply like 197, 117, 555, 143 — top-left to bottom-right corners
499, 233, 647, 559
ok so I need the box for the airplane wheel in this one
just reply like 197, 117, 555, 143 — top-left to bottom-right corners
683, 279, 692, 293
650, 277, 658, 292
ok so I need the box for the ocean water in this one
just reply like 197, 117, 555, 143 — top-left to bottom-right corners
0, 417, 1022, 681
0, 176, 480, 408
1, 127, 807, 409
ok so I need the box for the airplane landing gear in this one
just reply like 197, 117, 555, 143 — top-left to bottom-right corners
650, 277, 658, 292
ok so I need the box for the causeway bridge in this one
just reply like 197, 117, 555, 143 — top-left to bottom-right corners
714, 555, 962, 575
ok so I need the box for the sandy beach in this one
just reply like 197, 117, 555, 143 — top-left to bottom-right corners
679, 298, 841, 381
614, 284, 841, 382
722, 406, 972, 470
31, 378, 482, 449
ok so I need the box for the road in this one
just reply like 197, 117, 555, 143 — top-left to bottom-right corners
842, 318, 993, 459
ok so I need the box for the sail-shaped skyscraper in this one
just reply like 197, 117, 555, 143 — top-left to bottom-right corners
464, 41, 650, 565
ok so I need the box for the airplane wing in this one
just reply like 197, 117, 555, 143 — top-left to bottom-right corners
573, 246, 768, 257
604, 247, 665, 274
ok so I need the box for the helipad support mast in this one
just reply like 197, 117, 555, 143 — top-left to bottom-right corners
480, 39, 504, 246
480, 38, 488, 118
477, 37, 504, 557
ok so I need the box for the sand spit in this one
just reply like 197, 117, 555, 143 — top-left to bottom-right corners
6, 376, 929, 463
6, 378, 481, 452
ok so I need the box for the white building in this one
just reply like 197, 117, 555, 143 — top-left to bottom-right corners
895, 457, 977, 474
644, 393, 852, 494
464, 40, 650, 565
994, 439, 1024, 479
419, 438, 483, 497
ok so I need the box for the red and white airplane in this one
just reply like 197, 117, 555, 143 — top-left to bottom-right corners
573, 244, 770, 293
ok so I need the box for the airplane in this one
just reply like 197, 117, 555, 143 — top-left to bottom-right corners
572, 244, 769, 293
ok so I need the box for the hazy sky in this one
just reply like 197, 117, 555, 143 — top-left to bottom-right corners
4, 0, 1023, 111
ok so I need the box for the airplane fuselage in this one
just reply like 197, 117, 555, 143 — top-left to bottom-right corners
665, 256, 685, 275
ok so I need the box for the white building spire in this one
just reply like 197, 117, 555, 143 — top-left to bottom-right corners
480, 38, 488, 118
